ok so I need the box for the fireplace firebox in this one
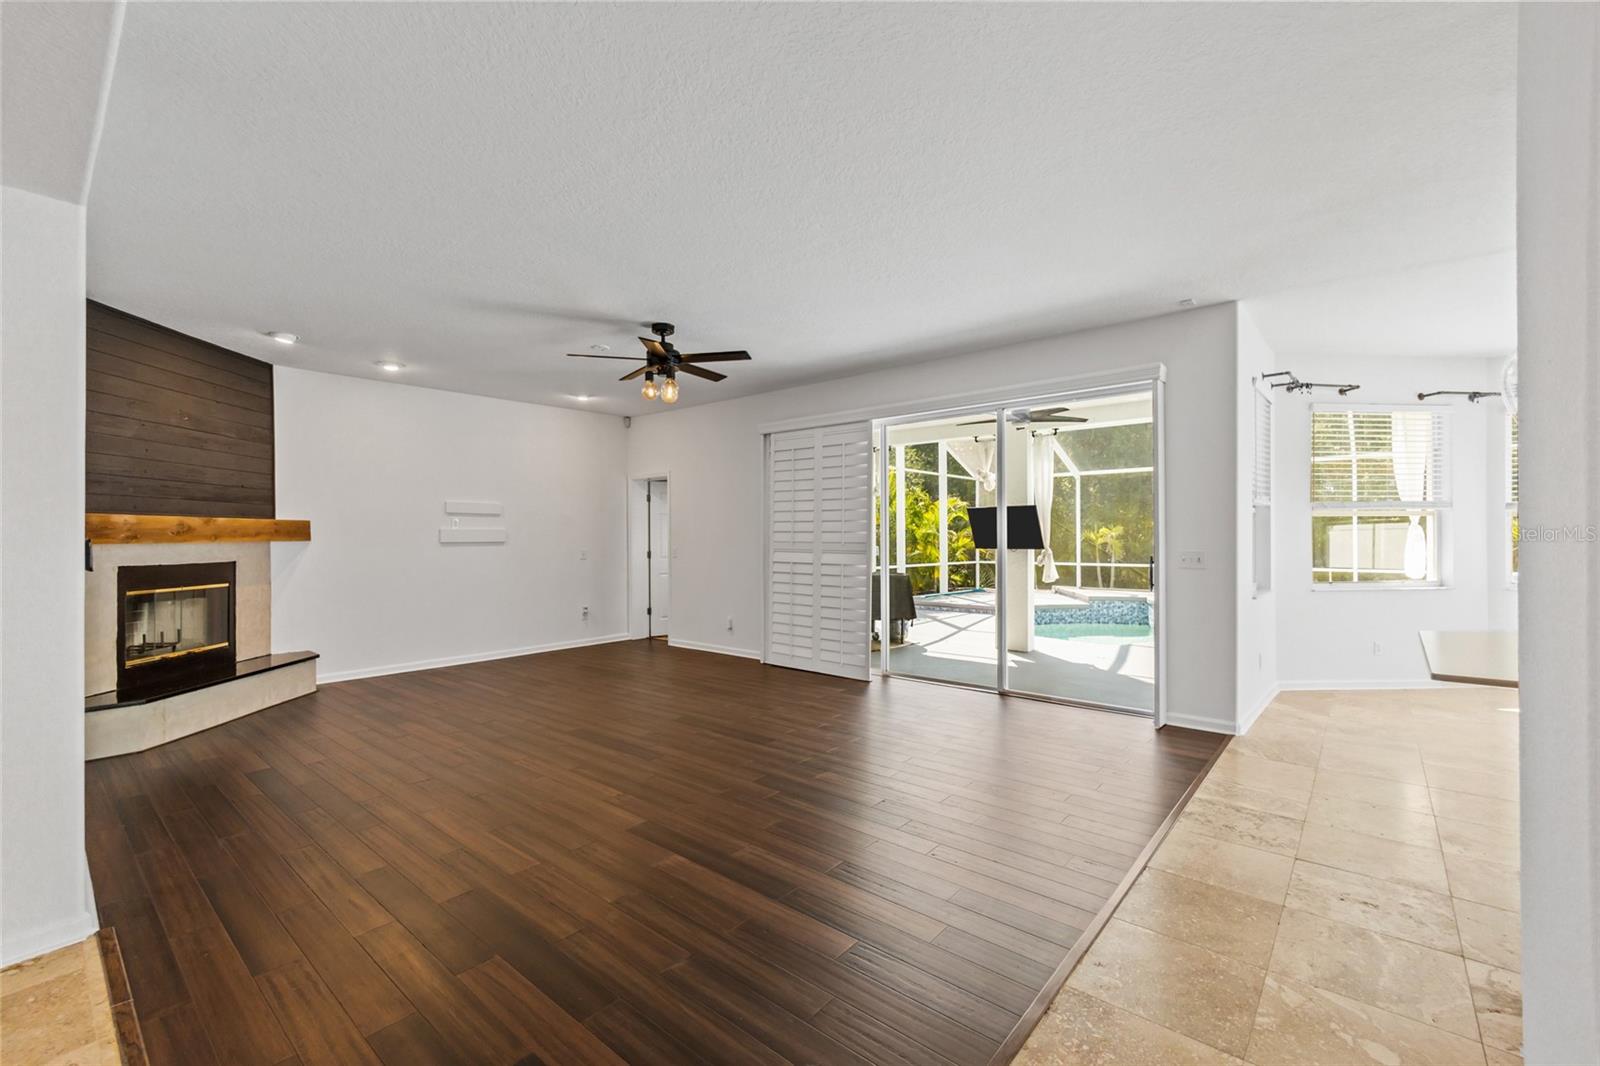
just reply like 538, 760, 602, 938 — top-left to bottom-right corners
116, 561, 236, 697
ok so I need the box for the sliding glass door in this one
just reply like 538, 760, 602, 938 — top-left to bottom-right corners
875, 412, 1000, 688
875, 383, 1161, 718
998, 390, 1157, 714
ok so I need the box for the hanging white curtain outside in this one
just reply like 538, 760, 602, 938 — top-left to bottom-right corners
944, 437, 997, 495
1032, 440, 1060, 583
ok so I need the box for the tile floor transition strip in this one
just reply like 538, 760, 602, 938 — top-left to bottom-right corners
986, 730, 1236, 1066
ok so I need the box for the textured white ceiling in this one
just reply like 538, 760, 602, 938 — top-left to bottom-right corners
2, 0, 123, 204
86, 2, 1515, 414
1246, 251, 1516, 363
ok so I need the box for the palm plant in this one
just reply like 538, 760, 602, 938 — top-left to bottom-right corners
1083, 524, 1126, 587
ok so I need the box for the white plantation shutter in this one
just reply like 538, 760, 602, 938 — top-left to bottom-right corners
1310, 407, 1450, 507
1252, 388, 1272, 593
765, 423, 872, 679
1507, 414, 1519, 503
1253, 389, 1273, 506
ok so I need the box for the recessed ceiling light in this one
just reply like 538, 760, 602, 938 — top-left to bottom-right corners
573, 394, 593, 403
590, 344, 611, 353
266, 331, 298, 345
374, 360, 405, 373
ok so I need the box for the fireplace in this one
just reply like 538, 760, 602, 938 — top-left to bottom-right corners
116, 561, 236, 697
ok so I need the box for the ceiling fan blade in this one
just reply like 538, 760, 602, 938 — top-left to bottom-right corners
618, 366, 652, 381
1035, 415, 1089, 423
957, 418, 997, 427
675, 363, 727, 382
567, 353, 647, 360
639, 337, 668, 357
678, 351, 751, 363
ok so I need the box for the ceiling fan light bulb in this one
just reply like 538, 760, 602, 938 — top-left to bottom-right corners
661, 378, 680, 404
641, 375, 658, 400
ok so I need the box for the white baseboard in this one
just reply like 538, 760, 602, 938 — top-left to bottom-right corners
1162, 710, 1238, 735
1237, 684, 1281, 735
665, 638, 763, 661
317, 633, 633, 684
0, 908, 99, 969
1277, 678, 1454, 692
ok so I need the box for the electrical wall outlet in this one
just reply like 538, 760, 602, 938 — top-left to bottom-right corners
582, 606, 590, 621
579, 549, 588, 561
1178, 550, 1206, 569
1372, 640, 1382, 656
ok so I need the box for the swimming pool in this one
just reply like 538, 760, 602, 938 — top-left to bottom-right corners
1034, 622, 1152, 643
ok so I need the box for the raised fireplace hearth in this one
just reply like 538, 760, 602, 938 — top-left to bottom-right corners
117, 561, 236, 698
84, 540, 317, 761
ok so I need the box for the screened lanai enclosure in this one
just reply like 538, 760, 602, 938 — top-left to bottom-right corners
874, 389, 1158, 713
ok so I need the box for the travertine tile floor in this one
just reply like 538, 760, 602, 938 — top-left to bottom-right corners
0, 934, 121, 1065
1016, 687, 1522, 1066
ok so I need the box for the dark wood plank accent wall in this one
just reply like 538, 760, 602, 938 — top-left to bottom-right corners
87, 301, 276, 518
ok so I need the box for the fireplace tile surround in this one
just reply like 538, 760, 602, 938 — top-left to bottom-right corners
83, 540, 314, 760
85, 542, 270, 698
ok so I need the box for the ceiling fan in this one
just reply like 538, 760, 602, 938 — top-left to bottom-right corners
957, 407, 1088, 427
566, 322, 751, 404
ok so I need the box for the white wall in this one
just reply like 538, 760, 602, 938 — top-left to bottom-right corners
0, 186, 98, 965
626, 304, 1246, 732
1235, 308, 1278, 728
1272, 353, 1513, 687
1517, 5, 1600, 1060
271, 369, 629, 681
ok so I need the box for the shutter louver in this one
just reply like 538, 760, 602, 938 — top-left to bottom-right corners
1253, 390, 1272, 506
1507, 415, 1519, 504
765, 423, 871, 680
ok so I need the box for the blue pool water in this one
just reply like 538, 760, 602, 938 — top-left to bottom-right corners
1034, 622, 1152, 643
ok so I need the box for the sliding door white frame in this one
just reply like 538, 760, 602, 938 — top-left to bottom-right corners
1152, 377, 1168, 728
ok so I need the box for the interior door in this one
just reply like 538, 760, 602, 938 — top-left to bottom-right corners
765, 423, 872, 680
648, 480, 670, 637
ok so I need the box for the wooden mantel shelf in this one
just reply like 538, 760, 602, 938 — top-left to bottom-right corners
86, 513, 311, 545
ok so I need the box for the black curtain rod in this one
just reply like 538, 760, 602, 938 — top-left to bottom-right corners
1417, 390, 1503, 403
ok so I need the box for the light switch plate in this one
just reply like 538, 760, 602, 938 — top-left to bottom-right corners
1178, 550, 1206, 569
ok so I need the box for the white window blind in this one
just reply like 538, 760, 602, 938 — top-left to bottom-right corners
1253, 389, 1273, 506
1507, 414, 1519, 504
1311, 407, 1450, 508
1507, 413, 1520, 580
1252, 388, 1273, 593
766, 423, 872, 680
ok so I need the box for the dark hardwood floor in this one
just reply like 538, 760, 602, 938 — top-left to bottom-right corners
85, 641, 1225, 1066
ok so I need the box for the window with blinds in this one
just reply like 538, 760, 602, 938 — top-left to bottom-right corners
1309, 407, 1450, 585
1507, 414, 1519, 579
1252, 389, 1272, 593
1253, 390, 1273, 506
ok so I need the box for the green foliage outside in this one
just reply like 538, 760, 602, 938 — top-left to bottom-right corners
881, 422, 1156, 593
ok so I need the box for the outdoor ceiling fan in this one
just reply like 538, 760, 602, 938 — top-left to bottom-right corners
566, 322, 751, 404
957, 407, 1087, 427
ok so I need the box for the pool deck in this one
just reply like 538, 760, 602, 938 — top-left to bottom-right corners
886, 608, 1155, 711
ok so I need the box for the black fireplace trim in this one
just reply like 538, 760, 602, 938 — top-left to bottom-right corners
115, 560, 237, 698
87, 651, 318, 712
